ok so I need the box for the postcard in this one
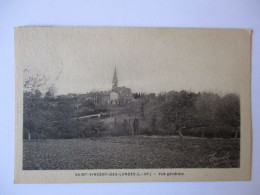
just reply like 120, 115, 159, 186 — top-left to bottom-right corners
14, 27, 252, 183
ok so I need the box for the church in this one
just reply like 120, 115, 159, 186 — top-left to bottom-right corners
109, 68, 133, 105
89, 68, 133, 106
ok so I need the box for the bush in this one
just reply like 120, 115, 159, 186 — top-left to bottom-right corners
140, 127, 153, 136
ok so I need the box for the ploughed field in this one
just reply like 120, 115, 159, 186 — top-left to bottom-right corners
23, 136, 240, 170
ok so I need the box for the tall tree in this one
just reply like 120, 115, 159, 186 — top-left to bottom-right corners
216, 93, 240, 138
194, 92, 221, 137
161, 91, 197, 139
150, 112, 158, 134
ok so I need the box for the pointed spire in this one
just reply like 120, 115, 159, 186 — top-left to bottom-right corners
112, 67, 118, 90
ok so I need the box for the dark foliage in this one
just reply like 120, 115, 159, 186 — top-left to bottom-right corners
23, 90, 240, 139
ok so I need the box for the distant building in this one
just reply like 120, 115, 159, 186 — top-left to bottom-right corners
110, 68, 133, 105
83, 68, 133, 106
110, 91, 119, 105
92, 91, 110, 105
112, 68, 118, 90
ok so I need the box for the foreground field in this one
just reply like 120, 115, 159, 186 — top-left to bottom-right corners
23, 136, 240, 170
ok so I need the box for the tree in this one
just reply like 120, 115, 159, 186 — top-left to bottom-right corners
87, 119, 106, 138
133, 118, 140, 135
150, 112, 158, 134
122, 119, 129, 135
126, 102, 135, 132
23, 89, 57, 139
140, 101, 145, 120
44, 86, 56, 99
23, 70, 53, 139
23, 90, 41, 140
53, 99, 75, 121
161, 91, 197, 139
216, 94, 240, 138
194, 92, 221, 137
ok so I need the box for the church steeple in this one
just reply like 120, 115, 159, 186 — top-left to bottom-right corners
112, 67, 118, 90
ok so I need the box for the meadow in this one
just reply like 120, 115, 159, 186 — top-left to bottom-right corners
23, 136, 240, 170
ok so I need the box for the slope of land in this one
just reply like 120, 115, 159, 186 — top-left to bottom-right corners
23, 136, 240, 170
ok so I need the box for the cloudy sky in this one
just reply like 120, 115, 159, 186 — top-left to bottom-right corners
18, 27, 250, 95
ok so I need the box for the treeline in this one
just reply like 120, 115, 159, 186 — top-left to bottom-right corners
142, 90, 240, 139
23, 90, 108, 139
23, 89, 240, 140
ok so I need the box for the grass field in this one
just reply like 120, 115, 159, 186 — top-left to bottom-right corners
23, 136, 240, 170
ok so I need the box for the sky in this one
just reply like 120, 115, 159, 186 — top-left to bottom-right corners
18, 27, 250, 95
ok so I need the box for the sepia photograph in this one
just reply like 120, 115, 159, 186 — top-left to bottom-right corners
14, 27, 251, 183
